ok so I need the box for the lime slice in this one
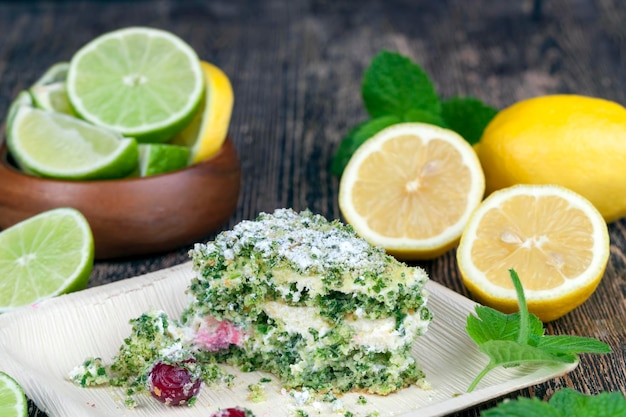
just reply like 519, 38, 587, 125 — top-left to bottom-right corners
138, 143, 190, 176
30, 82, 77, 115
5, 91, 33, 137
33, 61, 70, 86
0, 372, 27, 417
0, 208, 94, 313
8, 107, 138, 180
66, 27, 204, 143
170, 61, 233, 162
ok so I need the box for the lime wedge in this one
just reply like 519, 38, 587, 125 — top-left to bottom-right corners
33, 61, 70, 86
138, 143, 190, 176
8, 107, 138, 180
5, 91, 33, 137
170, 61, 233, 163
30, 82, 77, 115
0, 372, 27, 417
0, 208, 94, 313
66, 27, 204, 143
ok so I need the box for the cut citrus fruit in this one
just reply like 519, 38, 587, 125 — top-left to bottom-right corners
0, 371, 27, 417
138, 143, 190, 176
339, 122, 485, 260
66, 27, 204, 143
170, 61, 234, 162
0, 208, 94, 313
457, 184, 610, 322
8, 106, 138, 180
33, 61, 69, 86
30, 82, 76, 115
5, 90, 32, 136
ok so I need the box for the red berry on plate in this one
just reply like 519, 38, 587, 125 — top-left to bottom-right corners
211, 407, 255, 417
148, 360, 202, 406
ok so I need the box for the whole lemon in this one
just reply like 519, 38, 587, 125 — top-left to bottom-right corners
477, 94, 626, 223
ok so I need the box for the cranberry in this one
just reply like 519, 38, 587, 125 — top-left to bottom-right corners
211, 407, 254, 417
148, 360, 202, 406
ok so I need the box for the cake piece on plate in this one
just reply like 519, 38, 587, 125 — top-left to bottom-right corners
183, 208, 433, 395
69, 209, 433, 407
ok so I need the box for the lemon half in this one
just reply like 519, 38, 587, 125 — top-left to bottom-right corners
339, 122, 485, 260
457, 184, 610, 322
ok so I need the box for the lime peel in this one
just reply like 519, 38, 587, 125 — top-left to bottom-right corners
138, 143, 190, 176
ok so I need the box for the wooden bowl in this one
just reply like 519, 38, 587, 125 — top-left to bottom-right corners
0, 138, 241, 259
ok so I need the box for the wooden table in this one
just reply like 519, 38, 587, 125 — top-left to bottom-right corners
0, 1, 623, 416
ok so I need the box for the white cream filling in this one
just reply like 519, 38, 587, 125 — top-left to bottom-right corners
263, 301, 331, 341
261, 301, 428, 352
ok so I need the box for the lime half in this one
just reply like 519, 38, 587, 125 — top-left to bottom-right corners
0, 208, 94, 313
66, 27, 204, 143
138, 143, 189, 176
0, 372, 27, 417
8, 107, 138, 180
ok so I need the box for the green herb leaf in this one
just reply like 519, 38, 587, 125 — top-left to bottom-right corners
332, 50, 499, 177
481, 396, 565, 417
465, 307, 544, 345
478, 339, 577, 368
481, 389, 626, 417
467, 339, 576, 393
534, 335, 613, 357
362, 51, 440, 118
330, 115, 400, 176
509, 269, 530, 345
402, 108, 447, 127
466, 269, 612, 392
441, 97, 498, 145
549, 388, 626, 417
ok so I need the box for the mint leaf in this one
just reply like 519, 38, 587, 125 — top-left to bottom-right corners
441, 97, 498, 145
549, 389, 626, 417
478, 340, 576, 368
402, 108, 447, 127
509, 269, 531, 345
330, 115, 400, 176
534, 335, 613, 357
468, 339, 576, 392
331, 50, 499, 178
481, 396, 564, 417
481, 389, 626, 417
466, 269, 612, 392
362, 51, 440, 118
466, 306, 544, 346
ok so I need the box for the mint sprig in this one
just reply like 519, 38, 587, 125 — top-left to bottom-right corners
481, 388, 626, 416
466, 269, 612, 392
362, 51, 440, 118
331, 50, 498, 176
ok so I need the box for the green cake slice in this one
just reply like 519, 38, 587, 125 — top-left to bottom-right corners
183, 208, 433, 395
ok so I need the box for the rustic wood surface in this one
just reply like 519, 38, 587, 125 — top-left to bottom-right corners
0, 0, 623, 416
